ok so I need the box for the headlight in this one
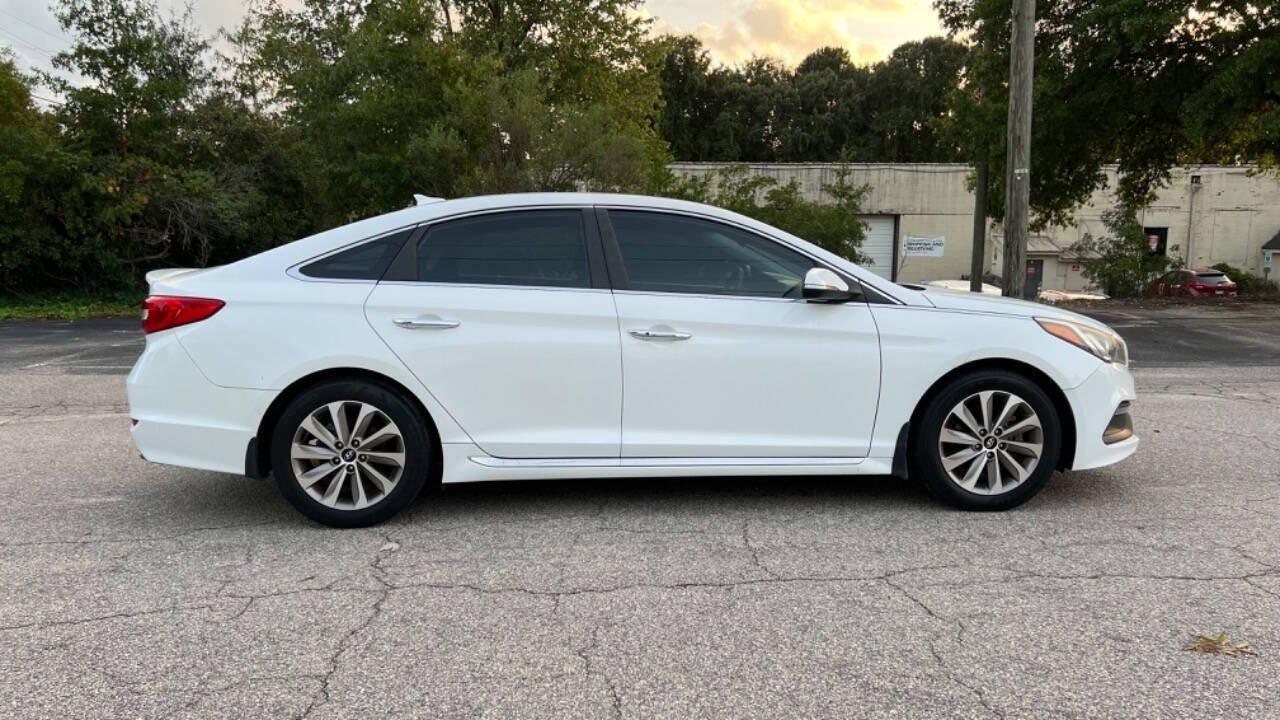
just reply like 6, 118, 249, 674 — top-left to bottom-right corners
1036, 317, 1128, 366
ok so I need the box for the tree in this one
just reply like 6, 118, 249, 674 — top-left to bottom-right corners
34, 0, 299, 284
862, 38, 969, 162
656, 35, 728, 161
234, 0, 670, 223
0, 54, 86, 291
934, 0, 1280, 228
654, 36, 969, 164
784, 47, 871, 161
1071, 206, 1171, 296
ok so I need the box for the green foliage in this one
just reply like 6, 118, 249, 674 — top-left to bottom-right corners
1071, 207, 1171, 297
2, 0, 671, 294
0, 289, 141, 320
0, 0, 311, 291
1209, 263, 1279, 296
0, 54, 88, 290
656, 36, 969, 164
658, 165, 870, 262
233, 0, 668, 225
933, 0, 1280, 224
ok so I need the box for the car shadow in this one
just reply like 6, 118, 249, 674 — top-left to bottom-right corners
136, 468, 1123, 529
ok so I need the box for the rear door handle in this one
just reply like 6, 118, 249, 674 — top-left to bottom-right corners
629, 327, 691, 341
394, 316, 460, 330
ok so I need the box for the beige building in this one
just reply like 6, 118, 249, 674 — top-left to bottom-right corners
669, 162, 1280, 292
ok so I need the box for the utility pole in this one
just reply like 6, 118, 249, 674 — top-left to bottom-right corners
969, 160, 988, 292
1002, 0, 1035, 298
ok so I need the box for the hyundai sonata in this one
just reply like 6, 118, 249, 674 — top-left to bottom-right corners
128, 193, 1137, 527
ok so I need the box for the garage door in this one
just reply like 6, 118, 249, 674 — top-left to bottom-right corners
858, 215, 897, 280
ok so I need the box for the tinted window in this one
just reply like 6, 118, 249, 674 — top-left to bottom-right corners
1193, 273, 1228, 284
609, 211, 813, 297
417, 211, 589, 288
299, 230, 410, 280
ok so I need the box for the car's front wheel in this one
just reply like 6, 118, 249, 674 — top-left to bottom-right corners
911, 369, 1061, 511
270, 379, 430, 527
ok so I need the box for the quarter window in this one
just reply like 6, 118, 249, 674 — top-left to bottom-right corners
299, 229, 411, 280
417, 210, 590, 288
608, 211, 813, 298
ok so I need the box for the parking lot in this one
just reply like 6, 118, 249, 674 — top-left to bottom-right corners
1, 304, 1278, 719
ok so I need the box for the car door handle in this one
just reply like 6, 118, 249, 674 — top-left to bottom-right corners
393, 316, 460, 330
629, 327, 691, 341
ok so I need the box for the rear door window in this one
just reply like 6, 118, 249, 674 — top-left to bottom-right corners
416, 210, 590, 288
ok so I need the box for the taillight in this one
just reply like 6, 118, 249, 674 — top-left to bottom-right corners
141, 296, 224, 334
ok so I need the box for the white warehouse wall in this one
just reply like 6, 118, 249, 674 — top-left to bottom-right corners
669, 162, 1280, 289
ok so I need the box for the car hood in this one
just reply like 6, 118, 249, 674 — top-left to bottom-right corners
920, 287, 1111, 331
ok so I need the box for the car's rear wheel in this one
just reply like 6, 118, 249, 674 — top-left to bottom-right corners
910, 369, 1061, 511
270, 379, 429, 527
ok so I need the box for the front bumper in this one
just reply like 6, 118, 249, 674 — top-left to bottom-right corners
1063, 361, 1139, 470
127, 332, 275, 475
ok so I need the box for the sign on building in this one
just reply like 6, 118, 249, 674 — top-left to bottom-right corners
903, 235, 946, 257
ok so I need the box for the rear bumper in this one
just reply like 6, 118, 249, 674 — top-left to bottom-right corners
1064, 361, 1139, 470
126, 332, 274, 475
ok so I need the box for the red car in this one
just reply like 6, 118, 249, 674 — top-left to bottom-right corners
1150, 268, 1238, 297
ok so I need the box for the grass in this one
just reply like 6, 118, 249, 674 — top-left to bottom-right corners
0, 290, 143, 322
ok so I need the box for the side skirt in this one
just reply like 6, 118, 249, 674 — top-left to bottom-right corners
441, 443, 895, 483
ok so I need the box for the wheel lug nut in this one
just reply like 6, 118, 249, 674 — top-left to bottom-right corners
352, 439, 360, 448
336, 441, 344, 449
331, 457, 340, 465
994, 428, 1003, 436
358, 454, 367, 462
987, 451, 995, 458
978, 429, 987, 437
972, 444, 981, 450
346, 464, 355, 472
999, 442, 1006, 449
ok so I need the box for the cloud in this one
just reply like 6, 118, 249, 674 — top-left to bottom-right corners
645, 0, 944, 68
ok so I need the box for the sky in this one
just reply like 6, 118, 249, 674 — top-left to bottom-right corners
643, 0, 945, 67
1, 0, 946, 95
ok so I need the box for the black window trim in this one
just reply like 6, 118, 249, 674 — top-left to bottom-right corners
594, 206, 897, 304
380, 206, 607, 291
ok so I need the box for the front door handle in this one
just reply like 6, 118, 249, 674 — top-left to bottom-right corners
629, 327, 691, 341
394, 316, 460, 330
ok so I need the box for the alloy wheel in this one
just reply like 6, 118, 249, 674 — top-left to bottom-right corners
290, 400, 406, 510
937, 390, 1043, 495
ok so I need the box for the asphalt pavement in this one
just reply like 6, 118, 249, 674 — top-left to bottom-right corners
1, 306, 1278, 719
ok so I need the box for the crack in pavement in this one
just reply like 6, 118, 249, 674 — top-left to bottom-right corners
295, 530, 400, 720
883, 576, 1005, 720
574, 623, 623, 720
741, 518, 779, 579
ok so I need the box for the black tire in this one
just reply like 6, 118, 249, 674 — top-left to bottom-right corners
270, 379, 430, 528
909, 369, 1061, 511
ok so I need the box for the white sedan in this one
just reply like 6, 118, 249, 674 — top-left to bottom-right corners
128, 193, 1137, 527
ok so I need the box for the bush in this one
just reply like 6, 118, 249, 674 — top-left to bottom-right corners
1070, 207, 1172, 297
1210, 262, 1279, 295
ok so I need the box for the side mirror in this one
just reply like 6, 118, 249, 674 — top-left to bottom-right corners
802, 268, 859, 303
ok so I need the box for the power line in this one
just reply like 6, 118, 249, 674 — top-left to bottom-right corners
0, 29, 59, 58
30, 93, 65, 106
0, 8, 69, 46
